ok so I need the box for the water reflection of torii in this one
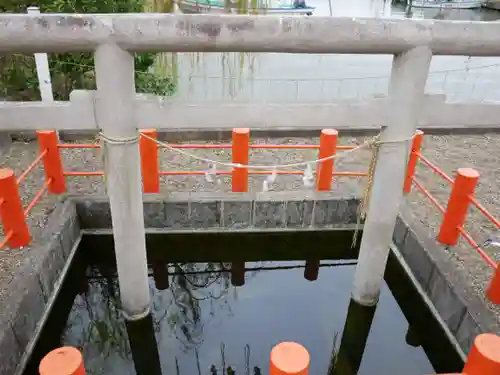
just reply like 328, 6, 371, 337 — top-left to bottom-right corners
127, 297, 377, 375
151, 261, 265, 351
127, 315, 265, 375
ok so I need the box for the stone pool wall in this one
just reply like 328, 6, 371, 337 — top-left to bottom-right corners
73, 192, 361, 231
393, 203, 500, 355
2, 192, 498, 375
0, 200, 81, 375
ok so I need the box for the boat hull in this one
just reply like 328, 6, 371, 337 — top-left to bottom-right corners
179, 0, 315, 14
483, 1, 500, 9
411, 0, 484, 8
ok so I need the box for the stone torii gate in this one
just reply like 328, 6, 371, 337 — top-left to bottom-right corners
2, 13, 500, 320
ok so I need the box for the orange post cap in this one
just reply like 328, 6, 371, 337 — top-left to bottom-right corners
270, 342, 310, 375
39, 347, 86, 375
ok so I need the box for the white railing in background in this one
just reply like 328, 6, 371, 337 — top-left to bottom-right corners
178, 62, 500, 102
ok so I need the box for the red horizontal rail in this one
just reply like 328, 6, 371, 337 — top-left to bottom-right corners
251, 144, 317, 149
58, 142, 355, 151
168, 144, 232, 149
332, 171, 367, 177
412, 159, 498, 269
58, 143, 100, 149
416, 152, 454, 184
412, 177, 497, 269
16, 150, 47, 185
469, 197, 500, 230
158, 143, 353, 150
23, 179, 51, 217
417, 149, 500, 242
158, 170, 367, 176
411, 177, 446, 214
158, 171, 224, 176
65, 170, 368, 177
457, 226, 497, 268
250, 145, 354, 150
64, 171, 104, 176
0, 231, 13, 250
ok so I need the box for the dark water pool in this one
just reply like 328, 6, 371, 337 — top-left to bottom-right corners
24, 231, 463, 375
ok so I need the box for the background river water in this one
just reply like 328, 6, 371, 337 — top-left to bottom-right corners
170, 0, 500, 103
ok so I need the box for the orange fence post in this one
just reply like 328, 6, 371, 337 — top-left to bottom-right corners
0, 168, 30, 248
437, 168, 479, 246
487, 266, 500, 304
140, 129, 160, 193
270, 342, 309, 375
316, 129, 338, 191
232, 128, 249, 192
462, 333, 500, 375
403, 130, 424, 193
39, 346, 86, 375
37, 130, 66, 194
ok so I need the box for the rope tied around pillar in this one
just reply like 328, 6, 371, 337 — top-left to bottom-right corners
98, 132, 140, 145
97, 131, 141, 189
351, 135, 413, 249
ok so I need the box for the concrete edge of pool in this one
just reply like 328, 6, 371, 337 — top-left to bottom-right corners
0, 192, 497, 375
393, 203, 500, 356
0, 199, 81, 375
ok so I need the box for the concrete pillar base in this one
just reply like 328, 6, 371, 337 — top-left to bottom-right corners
123, 304, 151, 322
351, 292, 380, 307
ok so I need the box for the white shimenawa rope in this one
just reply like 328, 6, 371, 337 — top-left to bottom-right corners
100, 131, 413, 250
140, 133, 414, 170
99, 132, 141, 145
98, 132, 141, 189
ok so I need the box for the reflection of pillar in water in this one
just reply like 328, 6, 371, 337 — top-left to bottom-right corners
96, 263, 117, 298
231, 261, 245, 286
126, 314, 162, 375
152, 261, 170, 290
304, 260, 320, 281
79, 271, 89, 295
330, 299, 377, 375
405, 325, 420, 347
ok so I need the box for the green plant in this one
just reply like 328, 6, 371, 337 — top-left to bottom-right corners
0, 0, 176, 101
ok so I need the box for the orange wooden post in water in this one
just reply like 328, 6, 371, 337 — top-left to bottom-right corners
486, 266, 500, 304
270, 342, 310, 375
316, 129, 338, 191
140, 129, 160, 193
37, 130, 66, 194
232, 128, 250, 192
462, 333, 500, 375
437, 168, 479, 246
403, 130, 424, 193
231, 261, 245, 286
0, 169, 30, 248
39, 347, 86, 375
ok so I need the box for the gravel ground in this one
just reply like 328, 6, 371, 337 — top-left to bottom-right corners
0, 133, 499, 320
